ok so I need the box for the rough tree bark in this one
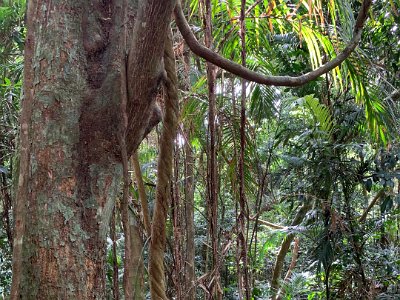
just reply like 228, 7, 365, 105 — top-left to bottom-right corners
11, 0, 175, 298
11, 0, 372, 297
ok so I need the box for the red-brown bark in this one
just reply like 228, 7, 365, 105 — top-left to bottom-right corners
11, 0, 175, 298
202, 0, 221, 297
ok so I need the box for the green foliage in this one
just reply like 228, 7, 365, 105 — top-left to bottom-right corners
0, 0, 399, 298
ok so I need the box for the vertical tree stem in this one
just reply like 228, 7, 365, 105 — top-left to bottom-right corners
10, 1, 35, 297
184, 133, 196, 298
183, 26, 196, 298
271, 203, 311, 299
172, 148, 183, 299
111, 208, 119, 300
239, 0, 250, 298
202, 0, 221, 298
132, 152, 152, 235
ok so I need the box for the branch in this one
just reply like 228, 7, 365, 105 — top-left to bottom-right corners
249, 215, 285, 229
386, 89, 400, 102
283, 237, 300, 283
275, 237, 300, 300
270, 203, 311, 298
174, 0, 372, 87
359, 189, 385, 223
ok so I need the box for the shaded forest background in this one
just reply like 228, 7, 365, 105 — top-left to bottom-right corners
1, 0, 399, 299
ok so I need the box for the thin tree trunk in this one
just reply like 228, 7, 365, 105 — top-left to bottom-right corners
111, 208, 119, 300
275, 237, 300, 300
202, 0, 221, 297
132, 152, 152, 235
1, 172, 13, 249
359, 189, 385, 222
130, 155, 146, 300
271, 203, 311, 299
344, 191, 368, 297
283, 237, 300, 282
183, 29, 196, 299
120, 8, 133, 295
172, 148, 183, 299
130, 211, 145, 300
184, 131, 196, 298
238, 0, 250, 298
121, 160, 134, 299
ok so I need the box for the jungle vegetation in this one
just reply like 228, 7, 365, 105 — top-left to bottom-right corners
0, 0, 399, 299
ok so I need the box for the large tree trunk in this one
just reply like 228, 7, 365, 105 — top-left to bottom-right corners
11, 0, 174, 298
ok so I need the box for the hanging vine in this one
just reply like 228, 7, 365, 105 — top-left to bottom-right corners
148, 28, 179, 299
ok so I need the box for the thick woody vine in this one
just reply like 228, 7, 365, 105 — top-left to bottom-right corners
148, 30, 180, 299
10, 0, 374, 298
